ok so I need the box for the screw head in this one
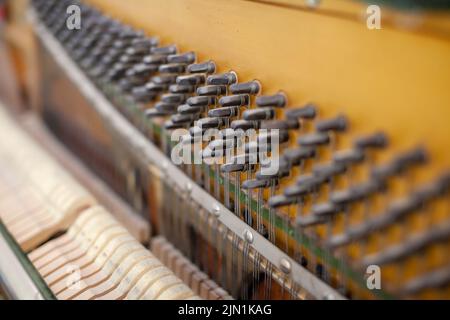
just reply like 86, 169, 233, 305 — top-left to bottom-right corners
185, 182, 193, 193
243, 229, 254, 243
323, 293, 335, 300
212, 203, 221, 216
279, 257, 292, 274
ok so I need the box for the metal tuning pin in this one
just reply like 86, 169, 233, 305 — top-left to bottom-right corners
143, 54, 168, 65
315, 114, 348, 132
231, 119, 257, 130
243, 108, 275, 121
169, 84, 195, 94
186, 61, 216, 74
155, 102, 179, 114
158, 63, 186, 74
260, 119, 300, 130
229, 80, 261, 95
161, 93, 189, 104
197, 85, 227, 96
256, 92, 287, 108
177, 74, 205, 86
332, 148, 365, 167
167, 51, 196, 64
218, 94, 249, 107
207, 107, 238, 118
354, 131, 388, 150
283, 147, 316, 167
284, 103, 317, 120
186, 96, 216, 107
177, 104, 204, 115
150, 44, 178, 56
297, 132, 330, 147
206, 72, 238, 86
132, 86, 157, 103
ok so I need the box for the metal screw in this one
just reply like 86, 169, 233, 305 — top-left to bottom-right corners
243, 229, 254, 243
323, 292, 335, 300
212, 203, 221, 217
280, 257, 292, 274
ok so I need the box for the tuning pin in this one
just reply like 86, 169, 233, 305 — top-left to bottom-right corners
242, 179, 276, 190
151, 74, 178, 85
284, 103, 317, 120
150, 44, 177, 55
131, 63, 158, 78
169, 84, 195, 94
161, 93, 189, 104
295, 214, 327, 228
260, 119, 299, 130
196, 117, 221, 129
196, 85, 227, 96
316, 115, 348, 133
330, 180, 384, 206
231, 120, 257, 131
164, 120, 186, 130
207, 106, 239, 118
158, 63, 186, 74
220, 163, 248, 173
268, 194, 297, 208
257, 130, 289, 144
333, 148, 365, 166
186, 96, 215, 107
243, 108, 275, 121
297, 132, 330, 147
229, 81, 261, 95
354, 132, 388, 149
399, 267, 450, 297
283, 147, 316, 166
206, 72, 237, 85
155, 102, 179, 114
218, 94, 249, 107
283, 183, 310, 198
131, 86, 157, 103
312, 162, 347, 181
187, 61, 216, 74
255, 165, 290, 180
256, 93, 286, 108
312, 202, 339, 218
177, 74, 205, 86
143, 54, 168, 65
177, 104, 204, 115
144, 82, 167, 93
372, 147, 428, 181
171, 113, 198, 125
145, 108, 171, 118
